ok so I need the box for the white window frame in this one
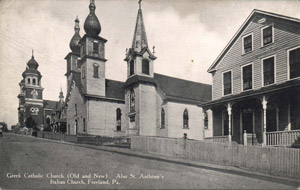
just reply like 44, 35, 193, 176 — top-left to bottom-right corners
242, 33, 253, 54
287, 45, 300, 80
261, 24, 274, 47
261, 54, 276, 87
222, 69, 233, 96
241, 62, 254, 92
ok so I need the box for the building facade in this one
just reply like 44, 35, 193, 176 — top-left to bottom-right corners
202, 10, 300, 146
64, 0, 212, 140
18, 55, 65, 131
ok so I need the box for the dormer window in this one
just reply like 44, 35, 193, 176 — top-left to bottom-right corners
142, 59, 149, 75
130, 60, 134, 76
242, 34, 253, 54
262, 25, 273, 46
93, 42, 99, 53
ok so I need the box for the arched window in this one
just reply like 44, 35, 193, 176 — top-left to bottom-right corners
93, 63, 99, 78
130, 90, 135, 112
75, 104, 77, 116
27, 78, 31, 84
130, 60, 134, 76
32, 78, 36, 85
183, 109, 189, 128
142, 59, 149, 75
31, 89, 38, 99
116, 108, 121, 131
161, 108, 165, 128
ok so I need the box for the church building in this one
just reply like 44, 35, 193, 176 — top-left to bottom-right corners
63, 0, 212, 140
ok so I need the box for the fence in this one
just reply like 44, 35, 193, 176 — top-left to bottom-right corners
266, 130, 300, 146
131, 136, 300, 177
204, 136, 229, 143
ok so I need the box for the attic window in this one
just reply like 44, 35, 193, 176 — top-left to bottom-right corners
262, 25, 273, 46
242, 34, 252, 54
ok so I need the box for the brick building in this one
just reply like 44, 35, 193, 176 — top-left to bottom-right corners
17, 55, 66, 131
64, 0, 212, 140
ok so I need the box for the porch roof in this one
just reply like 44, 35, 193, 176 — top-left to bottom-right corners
200, 79, 300, 108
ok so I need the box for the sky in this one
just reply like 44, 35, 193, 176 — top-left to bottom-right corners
0, 0, 299, 127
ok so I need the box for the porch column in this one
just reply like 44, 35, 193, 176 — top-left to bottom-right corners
202, 109, 207, 140
262, 96, 267, 146
287, 100, 291, 131
227, 103, 232, 143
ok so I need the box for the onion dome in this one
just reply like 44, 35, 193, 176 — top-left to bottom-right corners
84, 0, 101, 37
27, 54, 39, 69
69, 16, 81, 53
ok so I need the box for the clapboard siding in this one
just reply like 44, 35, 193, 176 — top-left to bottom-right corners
212, 14, 300, 100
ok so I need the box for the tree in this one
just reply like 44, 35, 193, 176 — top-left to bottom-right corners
0, 122, 8, 132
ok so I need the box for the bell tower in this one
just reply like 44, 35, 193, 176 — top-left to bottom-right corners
65, 16, 81, 92
124, 0, 157, 136
79, 0, 107, 96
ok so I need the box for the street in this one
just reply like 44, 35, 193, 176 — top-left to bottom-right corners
0, 133, 298, 189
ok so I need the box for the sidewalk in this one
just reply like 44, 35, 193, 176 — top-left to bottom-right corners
9, 132, 300, 187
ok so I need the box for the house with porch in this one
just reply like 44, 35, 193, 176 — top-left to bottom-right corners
201, 9, 300, 146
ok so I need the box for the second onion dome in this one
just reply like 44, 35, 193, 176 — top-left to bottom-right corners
84, 0, 101, 37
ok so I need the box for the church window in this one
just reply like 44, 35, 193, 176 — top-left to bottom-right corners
183, 109, 189, 128
204, 112, 208, 129
75, 104, 77, 116
93, 42, 99, 53
93, 63, 99, 78
32, 78, 36, 85
142, 59, 150, 75
27, 78, 31, 85
130, 90, 135, 112
31, 90, 38, 99
116, 108, 121, 131
161, 108, 165, 128
82, 66, 85, 79
130, 60, 134, 76
83, 118, 86, 132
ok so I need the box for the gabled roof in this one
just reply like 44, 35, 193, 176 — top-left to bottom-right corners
44, 100, 59, 110
207, 9, 300, 73
154, 73, 212, 104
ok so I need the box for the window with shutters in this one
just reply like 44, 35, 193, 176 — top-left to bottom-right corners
242, 34, 253, 54
262, 56, 275, 86
262, 25, 273, 46
242, 64, 253, 91
142, 59, 150, 75
288, 47, 300, 79
223, 71, 232, 96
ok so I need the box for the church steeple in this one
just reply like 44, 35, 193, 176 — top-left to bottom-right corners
84, 0, 101, 37
69, 16, 81, 54
131, 0, 148, 52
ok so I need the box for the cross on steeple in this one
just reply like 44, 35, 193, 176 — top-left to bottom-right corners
138, 0, 142, 10
32, 49, 34, 58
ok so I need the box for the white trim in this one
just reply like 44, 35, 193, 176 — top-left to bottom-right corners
260, 24, 274, 47
287, 45, 300, 80
241, 62, 254, 92
222, 69, 233, 96
242, 33, 253, 54
208, 9, 300, 73
261, 54, 276, 87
